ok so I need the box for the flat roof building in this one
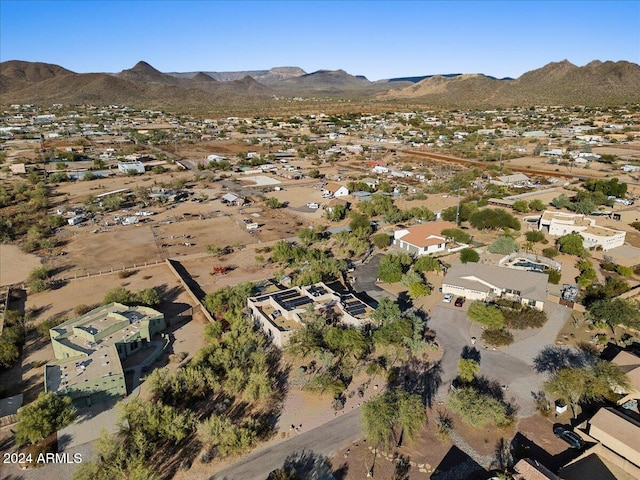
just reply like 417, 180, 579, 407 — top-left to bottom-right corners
248, 283, 373, 347
536, 210, 626, 251
44, 303, 165, 405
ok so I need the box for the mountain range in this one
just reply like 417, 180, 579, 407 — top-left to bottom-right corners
1, 59, 639, 111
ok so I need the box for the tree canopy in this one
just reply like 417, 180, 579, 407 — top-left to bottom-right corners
545, 361, 630, 417
447, 386, 514, 428
467, 302, 505, 329
16, 392, 75, 446
361, 390, 426, 450
469, 208, 520, 230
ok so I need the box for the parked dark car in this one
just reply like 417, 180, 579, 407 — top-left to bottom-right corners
454, 296, 465, 307
553, 424, 585, 449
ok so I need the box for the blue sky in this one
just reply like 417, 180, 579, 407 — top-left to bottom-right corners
1, 1, 639, 80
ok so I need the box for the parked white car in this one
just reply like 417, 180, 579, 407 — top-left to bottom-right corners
442, 293, 454, 303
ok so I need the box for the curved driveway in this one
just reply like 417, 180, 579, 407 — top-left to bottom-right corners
429, 303, 571, 416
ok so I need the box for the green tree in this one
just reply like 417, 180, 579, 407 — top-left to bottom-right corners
371, 297, 401, 327
469, 208, 520, 230
447, 387, 513, 428
551, 194, 571, 209
408, 282, 432, 298
441, 228, 471, 244
457, 358, 479, 383
460, 248, 479, 264
558, 232, 587, 257
413, 255, 441, 272
361, 390, 426, 450
542, 247, 559, 258
297, 227, 320, 245
528, 199, 546, 211
265, 197, 283, 209
377, 253, 412, 283
103, 287, 136, 305
588, 298, 640, 331
72, 431, 159, 480
135, 288, 160, 306
525, 230, 546, 243
16, 392, 75, 445
488, 235, 519, 254
371, 233, 391, 249
349, 212, 372, 237
467, 301, 504, 329
512, 200, 530, 213
324, 204, 347, 222
545, 362, 630, 418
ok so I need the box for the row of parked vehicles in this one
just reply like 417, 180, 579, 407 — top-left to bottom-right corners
442, 293, 465, 307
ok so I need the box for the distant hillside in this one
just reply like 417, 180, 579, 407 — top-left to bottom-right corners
382, 60, 640, 105
169, 66, 306, 84
2, 59, 639, 110
0, 60, 274, 111
118, 60, 183, 86
0, 60, 74, 92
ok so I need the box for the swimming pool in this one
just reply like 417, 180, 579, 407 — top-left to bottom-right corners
512, 260, 546, 272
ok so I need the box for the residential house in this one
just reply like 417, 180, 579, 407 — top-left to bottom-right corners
611, 351, 640, 406
442, 263, 548, 310
489, 173, 531, 187
44, 303, 165, 405
322, 182, 350, 198
393, 221, 457, 256
359, 177, 378, 190
536, 211, 626, 251
560, 407, 640, 480
513, 458, 561, 480
248, 283, 373, 347
220, 192, 245, 206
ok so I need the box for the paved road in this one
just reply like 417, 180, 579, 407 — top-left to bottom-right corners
210, 409, 362, 480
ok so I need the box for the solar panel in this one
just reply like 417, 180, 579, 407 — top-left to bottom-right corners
275, 290, 298, 301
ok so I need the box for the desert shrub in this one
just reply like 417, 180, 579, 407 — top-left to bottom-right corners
481, 329, 514, 347
502, 306, 548, 329
542, 247, 559, 258
460, 248, 479, 264
118, 270, 136, 279
525, 231, 546, 243
467, 302, 504, 329
36, 314, 69, 337
447, 386, 514, 428
547, 269, 561, 285
616, 265, 634, 277
74, 304, 95, 316
371, 233, 391, 249
600, 261, 616, 272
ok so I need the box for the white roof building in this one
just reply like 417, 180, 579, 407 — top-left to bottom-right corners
536, 211, 626, 251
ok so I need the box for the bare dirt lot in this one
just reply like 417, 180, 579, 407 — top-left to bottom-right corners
0, 244, 43, 286
0, 265, 193, 405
